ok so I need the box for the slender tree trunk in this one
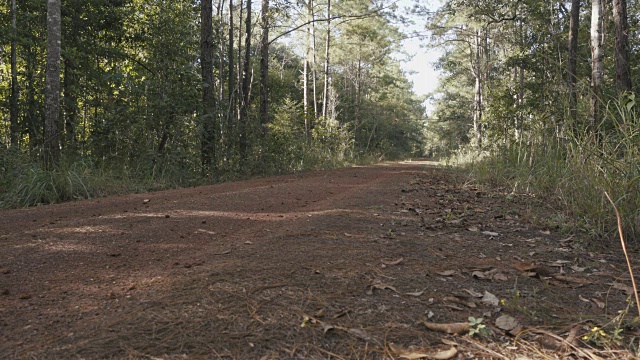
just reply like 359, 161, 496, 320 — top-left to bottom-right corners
45, 0, 62, 168
590, 0, 604, 130
228, 0, 235, 112
568, 0, 580, 125
217, 0, 225, 105
26, 46, 38, 151
472, 30, 483, 148
10, 0, 19, 148
612, 0, 632, 94
63, 58, 79, 151
311, 2, 318, 117
259, 0, 269, 126
201, 0, 217, 173
239, 0, 252, 160
322, 0, 331, 119
303, 0, 311, 139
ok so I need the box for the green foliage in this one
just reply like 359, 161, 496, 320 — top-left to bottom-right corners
460, 95, 640, 242
0, 0, 427, 207
468, 316, 488, 337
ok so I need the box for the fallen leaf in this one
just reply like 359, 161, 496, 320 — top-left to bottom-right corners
610, 282, 634, 295
244, 241, 253, 245
367, 279, 398, 295
347, 328, 371, 342
493, 272, 509, 281
388, 343, 429, 360
382, 257, 404, 266
143, 199, 150, 203
433, 347, 458, 360
444, 296, 476, 308
513, 262, 537, 272
482, 231, 500, 236
421, 320, 470, 335
481, 291, 500, 307
437, 270, 456, 276
196, 229, 216, 235
441, 339, 458, 346
333, 309, 351, 318
463, 288, 483, 298
552, 275, 592, 285
570, 265, 587, 272
467, 226, 479, 232
495, 315, 519, 331
213, 249, 232, 255
591, 298, 605, 309
405, 290, 425, 297
578, 294, 590, 303
321, 321, 334, 334
471, 271, 487, 279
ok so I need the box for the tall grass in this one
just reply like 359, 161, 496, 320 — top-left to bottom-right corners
457, 95, 640, 244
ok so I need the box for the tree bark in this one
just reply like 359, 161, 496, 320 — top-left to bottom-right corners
311, 2, 318, 117
568, 0, 580, 125
322, 0, 331, 119
63, 58, 79, 151
201, 0, 217, 173
239, 0, 252, 159
472, 30, 483, 148
612, 0, 631, 94
10, 0, 19, 148
303, 0, 312, 139
259, 0, 270, 126
590, 0, 604, 129
45, 0, 62, 168
228, 0, 235, 126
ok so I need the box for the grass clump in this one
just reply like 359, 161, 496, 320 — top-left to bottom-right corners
454, 95, 640, 244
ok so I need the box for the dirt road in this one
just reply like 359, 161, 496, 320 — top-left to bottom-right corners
0, 161, 634, 359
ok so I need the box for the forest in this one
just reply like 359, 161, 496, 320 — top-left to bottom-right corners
0, 0, 425, 204
1, 0, 640, 242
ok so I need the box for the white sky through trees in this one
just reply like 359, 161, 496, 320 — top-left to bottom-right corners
397, 0, 442, 113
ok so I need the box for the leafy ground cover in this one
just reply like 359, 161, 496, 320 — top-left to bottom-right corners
0, 160, 638, 359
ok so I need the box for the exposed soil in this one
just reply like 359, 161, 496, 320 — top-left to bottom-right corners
1, 160, 638, 359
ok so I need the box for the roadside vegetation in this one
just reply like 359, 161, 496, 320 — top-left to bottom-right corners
0, 0, 425, 208
425, 0, 640, 246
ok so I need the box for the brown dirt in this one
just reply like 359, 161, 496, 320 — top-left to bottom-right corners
1, 160, 638, 359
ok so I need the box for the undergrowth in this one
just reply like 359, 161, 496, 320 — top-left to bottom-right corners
0, 134, 401, 209
453, 95, 640, 244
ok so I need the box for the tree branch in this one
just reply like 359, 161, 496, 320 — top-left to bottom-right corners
269, 5, 391, 45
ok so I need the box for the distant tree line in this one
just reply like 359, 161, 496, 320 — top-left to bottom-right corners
0, 0, 425, 186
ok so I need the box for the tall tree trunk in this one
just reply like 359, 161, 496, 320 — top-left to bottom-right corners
472, 30, 483, 148
201, 0, 217, 173
239, 0, 252, 160
322, 0, 331, 119
303, 0, 312, 139
63, 58, 79, 151
228, 0, 235, 121
568, 0, 580, 125
612, 0, 631, 94
9, 0, 19, 148
590, 0, 604, 130
311, 2, 318, 117
45, 0, 62, 169
259, 0, 269, 126
26, 46, 39, 151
